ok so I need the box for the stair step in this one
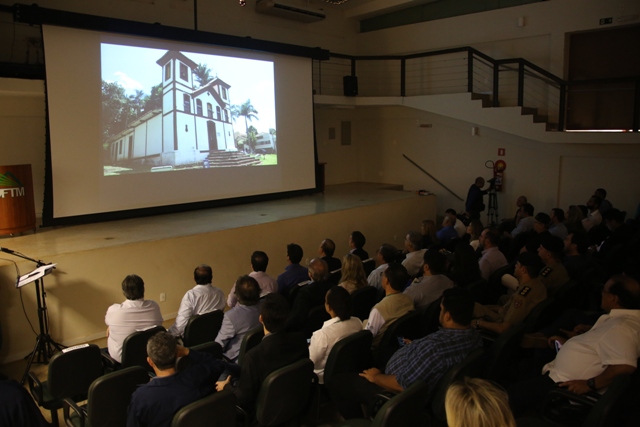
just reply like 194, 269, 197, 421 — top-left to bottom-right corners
471, 93, 493, 108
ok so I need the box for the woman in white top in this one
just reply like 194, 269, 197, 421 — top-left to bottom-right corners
308, 286, 363, 384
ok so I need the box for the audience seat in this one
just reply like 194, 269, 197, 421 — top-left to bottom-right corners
362, 258, 376, 277
328, 269, 342, 286
237, 326, 264, 366
176, 341, 223, 372
418, 296, 443, 338
303, 305, 332, 339
350, 286, 378, 321
182, 310, 224, 348
170, 390, 236, 427
63, 365, 149, 427
28, 344, 104, 427
481, 323, 527, 383
118, 326, 166, 373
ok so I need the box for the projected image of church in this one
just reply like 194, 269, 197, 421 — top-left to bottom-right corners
102, 46, 277, 176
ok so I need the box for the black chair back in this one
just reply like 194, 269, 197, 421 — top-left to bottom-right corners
121, 325, 166, 372
48, 344, 105, 401
68, 366, 149, 427
237, 326, 264, 366
303, 305, 332, 339
182, 310, 224, 347
374, 311, 421, 370
170, 390, 236, 427
419, 296, 443, 337
328, 269, 342, 286
362, 258, 376, 277
522, 297, 556, 334
177, 341, 223, 372
485, 263, 515, 304
351, 286, 378, 321
370, 380, 430, 427
255, 359, 314, 426
466, 279, 488, 303
323, 330, 373, 386
482, 323, 526, 382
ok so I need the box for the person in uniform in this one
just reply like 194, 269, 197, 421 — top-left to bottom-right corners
537, 235, 570, 297
473, 252, 547, 334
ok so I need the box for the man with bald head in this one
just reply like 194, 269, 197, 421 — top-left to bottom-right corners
319, 239, 342, 272
286, 258, 334, 333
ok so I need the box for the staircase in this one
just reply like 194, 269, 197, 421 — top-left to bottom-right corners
206, 151, 262, 167
470, 93, 559, 132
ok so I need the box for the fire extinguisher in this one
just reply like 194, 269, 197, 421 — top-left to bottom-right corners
493, 160, 506, 192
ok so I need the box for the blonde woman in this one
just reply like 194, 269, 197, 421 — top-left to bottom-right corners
421, 219, 438, 248
445, 377, 516, 427
338, 253, 368, 294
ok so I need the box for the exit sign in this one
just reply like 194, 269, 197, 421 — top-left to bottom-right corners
498, 148, 505, 156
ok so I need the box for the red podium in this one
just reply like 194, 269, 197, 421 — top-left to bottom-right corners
0, 164, 36, 235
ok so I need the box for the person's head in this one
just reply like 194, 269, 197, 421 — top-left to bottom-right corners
566, 205, 585, 223
445, 208, 457, 217
538, 236, 564, 263
286, 243, 303, 264
122, 274, 145, 300
234, 275, 261, 306
319, 239, 336, 257
514, 252, 543, 281
602, 274, 640, 311
564, 232, 589, 256
442, 215, 454, 227
350, 231, 366, 250
439, 287, 475, 327
377, 244, 398, 264
475, 177, 485, 188
260, 293, 290, 333
308, 258, 329, 282
404, 231, 423, 252
421, 219, 437, 239
251, 251, 269, 272
603, 208, 626, 231
479, 227, 500, 249
550, 208, 565, 224
146, 331, 177, 372
445, 377, 516, 427
516, 196, 527, 207
587, 195, 602, 212
466, 220, 483, 240
193, 264, 213, 285
382, 263, 409, 292
325, 286, 352, 321
595, 188, 607, 200
533, 213, 551, 233
341, 253, 367, 285
521, 203, 534, 217
423, 249, 447, 276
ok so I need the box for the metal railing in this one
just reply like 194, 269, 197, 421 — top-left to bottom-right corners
312, 47, 640, 132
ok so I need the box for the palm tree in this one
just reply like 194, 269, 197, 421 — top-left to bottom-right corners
128, 90, 145, 117
193, 63, 213, 87
269, 127, 277, 152
231, 99, 259, 141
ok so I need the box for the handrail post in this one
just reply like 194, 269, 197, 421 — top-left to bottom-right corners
558, 83, 566, 131
634, 78, 640, 132
467, 50, 474, 93
493, 63, 499, 107
350, 57, 356, 77
401, 58, 406, 97
517, 62, 525, 107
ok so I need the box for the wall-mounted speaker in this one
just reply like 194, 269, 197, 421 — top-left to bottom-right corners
343, 75, 358, 97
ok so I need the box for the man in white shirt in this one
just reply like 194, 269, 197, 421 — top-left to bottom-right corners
511, 203, 535, 238
446, 208, 466, 238
368, 244, 397, 290
227, 251, 278, 308
309, 286, 363, 383
401, 232, 426, 278
478, 227, 508, 280
105, 274, 164, 363
508, 273, 640, 416
168, 264, 226, 338
404, 250, 454, 309
582, 195, 603, 232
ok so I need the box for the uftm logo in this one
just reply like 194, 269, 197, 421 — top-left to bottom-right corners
0, 172, 25, 198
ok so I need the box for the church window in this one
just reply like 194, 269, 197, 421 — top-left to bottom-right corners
216, 106, 221, 120
221, 87, 227, 99
180, 63, 188, 81
164, 62, 171, 81
196, 99, 203, 116
207, 103, 213, 118
224, 109, 229, 122
183, 94, 191, 113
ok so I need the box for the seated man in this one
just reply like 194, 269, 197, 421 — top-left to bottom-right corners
286, 258, 333, 332
562, 231, 591, 281
537, 235, 570, 296
277, 243, 309, 296
217, 293, 309, 414
105, 274, 163, 363
215, 275, 261, 362
549, 208, 568, 240
227, 251, 278, 308
478, 227, 508, 280
319, 239, 342, 272
349, 231, 369, 261
474, 252, 547, 335
404, 250, 454, 309
508, 274, 640, 417
445, 208, 466, 238
309, 286, 363, 384
366, 263, 414, 348
367, 244, 397, 290
127, 331, 225, 427
511, 203, 535, 238
329, 287, 482, 419
168, 264, 225, 338
401, 231, 426, 278
436, 215, 458, 246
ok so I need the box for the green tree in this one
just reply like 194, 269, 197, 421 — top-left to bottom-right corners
246, 126, 258, 153
102, 80, 133, 141
128, 89, 145, 118
143, 83, 163, 112
231, 99, 259, 142
193, 63, 213, 87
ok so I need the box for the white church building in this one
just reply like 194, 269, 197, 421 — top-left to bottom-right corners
107, 50, 236, 167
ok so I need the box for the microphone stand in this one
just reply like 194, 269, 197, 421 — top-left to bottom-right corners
1, 248, 65, 384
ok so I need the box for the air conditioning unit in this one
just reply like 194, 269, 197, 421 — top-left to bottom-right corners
256, 0, 326, 23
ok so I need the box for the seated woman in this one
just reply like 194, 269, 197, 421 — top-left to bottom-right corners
338, 253, 368, 294
308, 286, 362, 384
421, 219, 438, 249
466, 219, 483, 251
445, 377, 516, 427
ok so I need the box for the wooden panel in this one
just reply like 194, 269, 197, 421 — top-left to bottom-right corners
0, 164, 36, 235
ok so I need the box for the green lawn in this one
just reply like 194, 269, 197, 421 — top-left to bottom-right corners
259, 154, 278, 166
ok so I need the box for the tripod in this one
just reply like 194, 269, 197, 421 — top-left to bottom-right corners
487, 187, 499, 226
1, 248, 65, 384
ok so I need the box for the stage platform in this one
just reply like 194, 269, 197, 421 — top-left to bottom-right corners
0, 182, 436, 363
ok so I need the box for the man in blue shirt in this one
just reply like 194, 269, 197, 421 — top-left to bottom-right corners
436, 215, 459, 246
127, 331, 225, 427
328, 287, 482, 418
277, 243, 309, 295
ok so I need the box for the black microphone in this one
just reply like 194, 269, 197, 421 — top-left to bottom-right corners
0, 247, 17, 254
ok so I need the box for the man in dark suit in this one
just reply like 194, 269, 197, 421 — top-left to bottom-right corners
286, 258, 333, 334
349, 231, 369, 260
319, 238, 342, 272
216, 293, 308, 414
